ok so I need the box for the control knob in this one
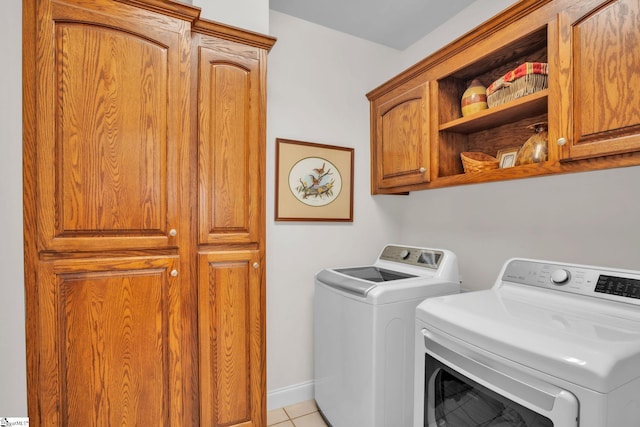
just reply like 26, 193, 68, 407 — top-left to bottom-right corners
551, 269, 570, 285
399, 249, 410, 260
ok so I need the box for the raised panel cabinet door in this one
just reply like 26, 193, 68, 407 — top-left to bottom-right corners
557, 0, 640, 160
373, 82, 430, 191
196, 37, 264, 245
35, 256, 185, 426
198, 250, 264, 427
30, 0, 191, 252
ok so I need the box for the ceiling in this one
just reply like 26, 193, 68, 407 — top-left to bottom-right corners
269, 0, 478, 50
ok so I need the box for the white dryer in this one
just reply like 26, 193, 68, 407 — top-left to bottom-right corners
414, 258, 640, 427
314, 245, 459, 427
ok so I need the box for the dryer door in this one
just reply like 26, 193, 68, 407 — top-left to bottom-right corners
420, 328, 579, 427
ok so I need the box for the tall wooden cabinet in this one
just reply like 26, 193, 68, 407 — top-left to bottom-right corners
22, 0, 275, 425
367, 0, 640, 194
192, 21, 272, 427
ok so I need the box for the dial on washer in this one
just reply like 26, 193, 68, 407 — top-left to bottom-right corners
551, 269, 570, 285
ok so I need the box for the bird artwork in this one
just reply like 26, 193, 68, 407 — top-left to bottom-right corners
296, 160, 336, 201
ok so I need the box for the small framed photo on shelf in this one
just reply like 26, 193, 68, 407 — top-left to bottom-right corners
275, 138, 354, 222
497, 147, 520, 168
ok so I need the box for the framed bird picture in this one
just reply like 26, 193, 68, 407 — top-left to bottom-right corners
275, 138, 354, 222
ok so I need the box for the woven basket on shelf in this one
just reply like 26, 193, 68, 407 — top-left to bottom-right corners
486, 62, 548, 108
460, 152, 499, 173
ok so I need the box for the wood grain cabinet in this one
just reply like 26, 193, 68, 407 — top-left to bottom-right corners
192, 21, 273, 427
194, 30, 265, 246
370, 80, 431, 192
37, 256, 182, 425
555, 0, 640, 161
23, 0, 275, 425
197, 250, 263, 427
367, 0, 640, 193
29, 0, 191, 253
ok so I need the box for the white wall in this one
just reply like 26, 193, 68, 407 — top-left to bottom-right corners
0, 0, 27, 417
400, 0, 518, 68
265, 11, 405, 407
193, 0, 269, 34
395, 167, 640, 291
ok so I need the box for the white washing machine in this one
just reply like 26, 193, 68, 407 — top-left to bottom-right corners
314, 244, 460, 427
414, 258, 640, 427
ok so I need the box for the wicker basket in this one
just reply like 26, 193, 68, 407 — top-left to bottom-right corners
486, 62, 548, 108
461, 152, 499, 173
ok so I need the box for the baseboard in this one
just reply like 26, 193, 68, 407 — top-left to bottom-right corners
267, 380, 315, 410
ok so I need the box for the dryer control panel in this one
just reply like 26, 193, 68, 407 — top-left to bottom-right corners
501, 259, 640, 305
595, 275, 640, 299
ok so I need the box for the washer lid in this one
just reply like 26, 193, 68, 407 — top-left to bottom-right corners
316, 267, 419, 297
416, 286, 640, 393
335, 266, 417, 283
315, 268, 380, 296
316, 268, 459, 304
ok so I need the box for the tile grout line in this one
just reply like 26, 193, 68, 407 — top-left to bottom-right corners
268, 409, 327, 426
267, 400, 328, 426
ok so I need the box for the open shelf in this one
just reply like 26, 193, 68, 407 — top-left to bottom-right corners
434, 23, 549, 181
439, 89, 548, 134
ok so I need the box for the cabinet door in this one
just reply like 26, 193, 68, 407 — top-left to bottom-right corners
35, 256, 185, 426
372, 81, 430, 191
33, 0, 190, 252
198, 250, 264, 427
196, 37, 264, 245
557, 0, 640, 160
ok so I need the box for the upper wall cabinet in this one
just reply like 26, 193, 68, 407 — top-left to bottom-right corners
555, 0, 640, 161
367, 0, 640, 194
371, 79, 431, 190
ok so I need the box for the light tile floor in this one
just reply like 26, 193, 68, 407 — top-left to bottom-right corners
267, 400, 329, 427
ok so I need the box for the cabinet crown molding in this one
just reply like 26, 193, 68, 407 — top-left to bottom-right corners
366, 0, 553, 100
115, 0, 277, 50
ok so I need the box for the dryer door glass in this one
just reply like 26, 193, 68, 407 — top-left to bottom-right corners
425, 356, 553, 427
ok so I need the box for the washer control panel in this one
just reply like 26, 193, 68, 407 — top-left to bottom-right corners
501, 259, 640, 305
379, 245, 443, 269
